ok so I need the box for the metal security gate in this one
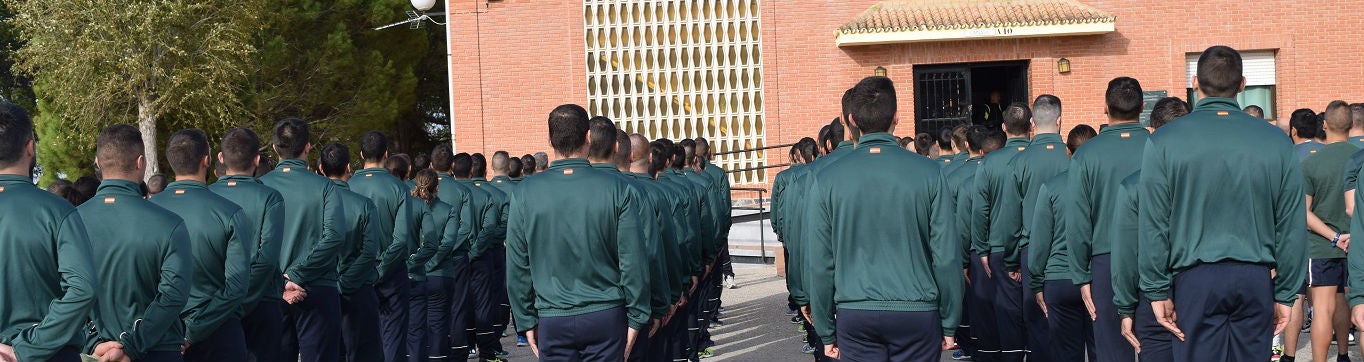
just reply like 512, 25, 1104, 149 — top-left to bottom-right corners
914, 67, 972, 138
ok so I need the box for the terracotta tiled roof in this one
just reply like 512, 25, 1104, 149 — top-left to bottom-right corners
838, 0, 1116, 35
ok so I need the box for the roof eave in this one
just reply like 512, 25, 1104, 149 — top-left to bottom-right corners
836, 21, 1115, 47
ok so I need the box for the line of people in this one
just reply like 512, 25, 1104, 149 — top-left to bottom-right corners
0, 103, 736, 362
771, 46, 1349, 362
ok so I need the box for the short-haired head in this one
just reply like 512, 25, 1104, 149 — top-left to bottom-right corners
1105, 77, 1144, 121
166, 128, 210, 177
670, 143, 686, 170
1066, 125, 1098, 153
360, 131, 388, 163
1003, 101, 1033, 135
1325, 100, 1352, 133
0, 102, 34, 170
898, 137, 913, 150
507, 157, 523, 178
430, 144, 453, 172
680, 139, 697, 166
827, 118, 845, 149
816, 125, 833, 153
846, 77, 898, 134
74, 176, 99, 204
272, 118, 310, 159
1351, 103, 1364, 130
1290, 108, 1321, 140
220, 128, 262, 174
96, 124, 145, 177
1149, 97, 1191, 130
914, 133, 934, 156
451, 152, 473, 178
629, 134, 651, 162
46, 179, 81, 205
471, 153, 488, 178
614, 130, 631, 168
977, 127, 1007, 154
587, 116, 618, 161
318, 142, 350, 178
796, 137, 819, 163
533, 152, 549, 171
491, 151, 510, 174
385, 154, 411, 180
254, 154, 275, 178
1195, 45, 1244, 98
1031, 94, 1062, 132
951, 124, 970, 153
1243, 105, 1265, 119
965, 125, 987, 154
521, 154, 536, 175
840, 87, 856, 127
937, 128, 954, 151
548, 104, 591, 156
410, 169, 439, 204
413, 154, 431, 170
648, 141, 670, 175
146, 174, 167, 195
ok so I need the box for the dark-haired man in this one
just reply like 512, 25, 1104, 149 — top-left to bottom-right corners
316, 142, 385, 362
1029, 124, 1098, 362
82, 124, 192, 362
409, 154, 431, 188
774, 137, 832, 361
452, 152, 506, 361
519, 154, 536, 179
486, 150, 519, 352
626, 134, 689, 362
805, 76, 960, 361
152, 129, 252, 362
1108, 96, 1188, 362
507, 156, 523, 180
999, 95, 1069, 361
210, 127, 286, 362
1293, 101, 1356, 362
348, 136, 420, 362
471, 150, 513, 360
654, 138, 709, 361
506, 104, 649, 361
259, 118, 347, 362
951, 125, 1000, 362
0, 102, 97, 362
970, 101, 1033, 362
1290, 108, 1326, 162
936, 129, 956, 166
386, 153, 411, 182
1067, 77, 1151, 362
1140, 46, 1305, 361
1348, 104, 1364, 148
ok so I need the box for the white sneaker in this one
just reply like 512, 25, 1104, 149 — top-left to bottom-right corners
723, 275, 737, 289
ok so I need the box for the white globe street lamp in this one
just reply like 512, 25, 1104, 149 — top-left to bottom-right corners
410, 0, 437, 12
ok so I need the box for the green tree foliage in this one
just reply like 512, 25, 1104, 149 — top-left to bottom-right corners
32, 79, 93, 185
8, 0, 261, 179
245, 0, 428, 156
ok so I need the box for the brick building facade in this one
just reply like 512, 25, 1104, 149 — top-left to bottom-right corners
446, 0, 1364, 188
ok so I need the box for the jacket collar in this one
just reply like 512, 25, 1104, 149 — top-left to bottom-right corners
95, 179, 143, 198
1030, 133, 1063, 145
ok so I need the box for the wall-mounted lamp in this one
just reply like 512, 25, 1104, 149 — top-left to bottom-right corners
1057, 58, 1071, 74
874, 66, 888, 78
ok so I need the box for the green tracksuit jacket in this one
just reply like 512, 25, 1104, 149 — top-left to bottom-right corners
211, 175, 285, 315
1002, 133, 1069, 270
804, 133, 961, 344
506, 159, 650, 332
971, 137, 1030, 256
1027, 172, 1074, 293
1067, 123, 1150, 285
151, 180, 251, 344
259, 159, 346, 288
349, 167, 416, 283
80, 180, 192, 360
1110, 171, 1142, 315
0, 175, 97, 362
1137, 97, 1305, 306
330, 180, 381, 294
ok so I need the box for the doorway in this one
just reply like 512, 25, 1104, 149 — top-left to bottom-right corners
912, 61, 1029, 138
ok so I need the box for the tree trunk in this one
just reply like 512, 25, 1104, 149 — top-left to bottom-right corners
138, 95, 159, 181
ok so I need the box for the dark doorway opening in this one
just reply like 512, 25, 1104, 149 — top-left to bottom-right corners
913, 61, 1029, 139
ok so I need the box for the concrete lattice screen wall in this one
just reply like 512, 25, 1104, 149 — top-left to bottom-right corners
585, 0, 769, 185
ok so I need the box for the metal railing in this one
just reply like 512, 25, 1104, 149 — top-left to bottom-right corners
714, 142, 795, 157
731, 187, 770, 264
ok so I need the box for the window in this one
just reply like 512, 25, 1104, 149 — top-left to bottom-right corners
584, 0, 767, 184
1186, 51, 1277, 119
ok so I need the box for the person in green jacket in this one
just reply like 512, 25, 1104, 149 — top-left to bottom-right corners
1066, 77, 1152, 362
347, 131, 417, 362
804, 77, 961, 361
82, 124, 193, 362
313, 143, 384, 362
152, 129, 253, 361
1108, 97, 1186, 362
258, 118, 346, 362
776, 138, 833, 360
450, 152, 502, 360
506, 156, 524, 183
941, 124, 971, 177
953, 126, 1004, 362
506, 104, 649, 361
969, 101, 1033, 362
486, 150, 519, 346
1002, 95, 1070, 361
1138, 46, 1306, 361
694, 138, 736, 289
0, 103, 97, 362
657, 139, 713, 360
401, 169, 444, 362
209, 128, 286, 362
626, 133, 689, 362
468, 152, 512, 361
649, 139, 705, 361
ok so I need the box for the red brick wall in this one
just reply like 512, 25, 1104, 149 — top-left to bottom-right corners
448, 0, 1364, 188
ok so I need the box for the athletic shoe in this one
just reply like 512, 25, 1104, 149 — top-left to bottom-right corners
698, 348, 714, 359
494, 350, 511, 358
723, 275, 737, 289
516, 336, 528, 347
1337, 354, 1351, 362
1350, 333, 1357, 346
468, 348, 479, 359
800, 345, 817, 354
785, 309, 799, 317
951, 350, 973, 360
790, 316, 802, 324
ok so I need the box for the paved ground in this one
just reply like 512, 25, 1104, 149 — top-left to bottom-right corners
488, 263, 1362, 361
